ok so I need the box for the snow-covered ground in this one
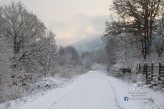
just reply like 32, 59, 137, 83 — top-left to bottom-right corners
0, 71, 164, 109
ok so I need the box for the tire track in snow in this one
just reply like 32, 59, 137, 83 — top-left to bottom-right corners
47, 83, 79, 109
106, 77, 124, 109
47, 72, 124, 109
47, 76, 87, 109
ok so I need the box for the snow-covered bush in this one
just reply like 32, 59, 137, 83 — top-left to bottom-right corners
108, 63, 125, 78
91, 63, 107, 72
108, 63, 145, 84
23, 65, 88, 95
56, 65, 88, 79
27, 77, 64, 94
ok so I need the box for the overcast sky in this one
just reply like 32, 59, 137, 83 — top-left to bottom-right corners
0, 0, 112, 45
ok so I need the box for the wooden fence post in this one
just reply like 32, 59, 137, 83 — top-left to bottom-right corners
151, 63, 154, 87
143, 62, 145, 75
159, 61, 161, 81
0, 74, 2, 86
145, 62, 148, 84
159, 61, 162, 88
159, 61, 164, 89
151, 63, 154, 81
139, 63, 141, 73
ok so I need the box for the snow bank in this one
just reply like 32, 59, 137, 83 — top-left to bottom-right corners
26, 77, 66, 95
1, 71, 163, 109
108, 76, 164, 109
0, 76, 70, 109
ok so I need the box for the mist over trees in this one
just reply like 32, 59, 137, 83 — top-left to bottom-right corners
81, 48, 108, 69
57, 46, 79, 65
3, 0, 164, 104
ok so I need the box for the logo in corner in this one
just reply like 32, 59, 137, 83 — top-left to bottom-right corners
124, 96, 129, 101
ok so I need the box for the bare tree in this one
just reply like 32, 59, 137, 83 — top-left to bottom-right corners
36, 31, 57, 76
0, 2, 59, 103
112, 0, 161, 59
2, 2, 46, 68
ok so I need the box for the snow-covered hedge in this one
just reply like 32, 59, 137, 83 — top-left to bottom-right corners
108, 63, 125, 78
26, 77, 65, 95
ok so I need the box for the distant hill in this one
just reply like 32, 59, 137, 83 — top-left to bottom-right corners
72, 36, 105, 54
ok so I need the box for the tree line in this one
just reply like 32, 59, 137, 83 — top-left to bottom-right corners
0, 2, 107, 103
0, 2, 59, 102
103, 0, 164, 68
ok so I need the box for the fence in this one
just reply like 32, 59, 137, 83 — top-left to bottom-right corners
121, 68, 131, 74
138, 62, 164, 89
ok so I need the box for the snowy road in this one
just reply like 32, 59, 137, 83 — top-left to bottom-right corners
48, 71, 121, 109
2, 71, 164, 109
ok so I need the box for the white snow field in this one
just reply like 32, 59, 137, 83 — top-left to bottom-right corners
1, 71, 164, 109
